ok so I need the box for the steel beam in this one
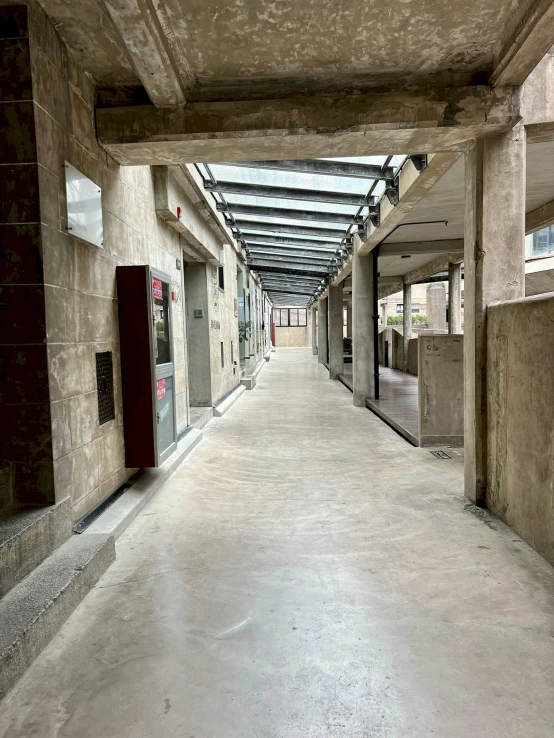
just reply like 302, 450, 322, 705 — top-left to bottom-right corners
216, 202, 365, 224
253, 262, 329, 277
248, 256, 329, 275
243, 233, 344, 248
248, 248, 332, 262
264, 288, 315, 296
249, 254, 331, 267
232, 220, 348, 239
205, 181, 369, 207
219, 159, 395, 180
244, 241, 337, 255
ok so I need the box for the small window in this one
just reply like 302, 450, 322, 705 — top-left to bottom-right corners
396, 304, 403, 313
298, 309, 307, 326
289, 309, 299, 326
95, 352, 115, 425
220, 341, 224, 368
231, 341, 234, 364
218, 266, 225, 290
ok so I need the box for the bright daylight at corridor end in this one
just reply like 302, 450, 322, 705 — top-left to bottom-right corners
2, 1, 554, 736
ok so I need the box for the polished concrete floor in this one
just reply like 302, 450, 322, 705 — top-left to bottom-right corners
2, 348, 554, 737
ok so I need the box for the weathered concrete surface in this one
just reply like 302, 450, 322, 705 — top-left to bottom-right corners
96, 89, 520, 164
1, 349, 554, 736
407, 337, 419, 375
402, 284, 412, 370
487, 292, 554, 565
0, 498, 72, 597
464, 129, 526, 506
317, 297, 328, 365
328, 283, 343, 380
311, 307, 317, 355
352, 236, 374, 405
426, 283, 447, 331
418, 335, 464, 447
0, 532, 115, 700
448, 262, 462, 334
359, 154, 461, 256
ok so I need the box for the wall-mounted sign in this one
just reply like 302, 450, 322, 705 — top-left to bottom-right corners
152, 278, 163, 301
156, 378, 166, 400
65, 162, 103, 248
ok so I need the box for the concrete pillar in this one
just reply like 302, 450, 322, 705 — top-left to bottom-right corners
402, 283, 412, 371
317, 297, 328, 364
352, 236, 375, 405
426, 283, 447, 331
464, 128, 526, 506
346, 300, 352, 337
448, 262, 462, 334
311, 307, 318, 355
381, 301, 389, 326
328, 283, 344, 379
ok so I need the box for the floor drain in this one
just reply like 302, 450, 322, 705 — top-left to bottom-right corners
430, 450, 451, 459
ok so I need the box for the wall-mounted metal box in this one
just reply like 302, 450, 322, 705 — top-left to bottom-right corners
116, 266, 177, 468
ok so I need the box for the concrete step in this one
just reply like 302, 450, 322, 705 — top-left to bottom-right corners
213, 384, 246, 417
0, 533, 115, 700
0, 498, 72, 598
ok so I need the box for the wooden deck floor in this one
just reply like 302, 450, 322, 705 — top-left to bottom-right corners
338, 365, 419, 445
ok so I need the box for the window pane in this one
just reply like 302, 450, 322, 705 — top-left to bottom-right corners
281, 309, 289, 326
289, 309, 299, 326
153, 277, 171, 365
299, 309, 307, 326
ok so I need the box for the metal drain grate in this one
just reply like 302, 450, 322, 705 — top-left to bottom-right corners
430, 450, 451, 459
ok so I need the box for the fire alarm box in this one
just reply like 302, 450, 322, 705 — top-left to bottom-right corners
116, 266, 177, 467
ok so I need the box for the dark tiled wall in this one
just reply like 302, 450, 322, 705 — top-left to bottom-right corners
0, 5, 54, 507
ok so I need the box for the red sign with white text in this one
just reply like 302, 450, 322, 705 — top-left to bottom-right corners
156, 378, 166, 400
152, 278, 163, 301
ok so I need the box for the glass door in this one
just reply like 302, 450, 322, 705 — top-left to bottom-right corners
150, 268, 177, 463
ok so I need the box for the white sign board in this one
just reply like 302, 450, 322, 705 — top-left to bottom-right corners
65, 162, 103, 248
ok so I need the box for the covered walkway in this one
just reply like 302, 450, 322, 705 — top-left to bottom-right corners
1, 349, 553, 737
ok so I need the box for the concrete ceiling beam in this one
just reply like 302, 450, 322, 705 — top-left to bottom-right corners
217, 203, 364, 224
102, 0, 193, 107
218, 160, 395, 180
358, 153, 461, 256
96, 86, 520, 164
403, 253, 464, 286
379, 239, 464, 256
491, 0, 554, 87
264, 289, 315, 296
526, 197, 554, 233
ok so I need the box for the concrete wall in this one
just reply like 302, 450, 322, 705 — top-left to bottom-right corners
487, 293, 554, 565
407, 338, 418, 376
0, 1, 262, 520
418, 335, 464, 447
274, 326, 310, 348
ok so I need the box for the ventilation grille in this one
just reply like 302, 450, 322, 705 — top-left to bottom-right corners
96, 351, 115, 425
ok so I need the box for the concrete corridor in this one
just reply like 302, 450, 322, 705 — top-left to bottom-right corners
1, 349, 554, 738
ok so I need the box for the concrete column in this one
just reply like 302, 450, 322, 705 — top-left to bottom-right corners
402, 283, 412, 371
317, 297, 328, 364
352, 236, 375, 405
448, 262, 462, 334
328, 283, 344, 379
464, 128, 526, 506
311, 307, 318, 355
426, 283, 447, 331
381, 301, 389, 326
346, 300, 352, 337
